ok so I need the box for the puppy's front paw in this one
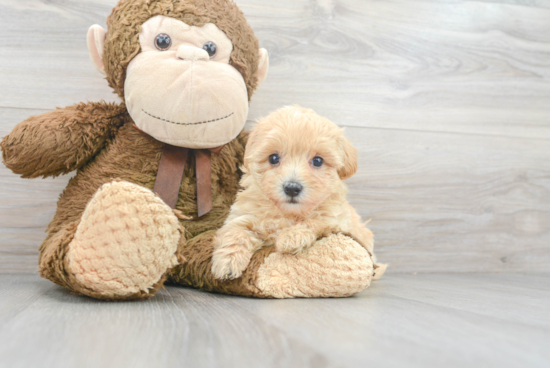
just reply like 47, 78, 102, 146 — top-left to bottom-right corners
276, 229, 317, 254
211, 246, 253, 280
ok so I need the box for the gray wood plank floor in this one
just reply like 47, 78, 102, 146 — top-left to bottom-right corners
0, 273, 548, 368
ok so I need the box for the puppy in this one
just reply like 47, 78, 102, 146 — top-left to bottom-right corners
211, 106, 385, 280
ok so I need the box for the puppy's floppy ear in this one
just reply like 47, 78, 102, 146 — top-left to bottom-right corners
243, 126, 259, 170
338, 135, 358, 180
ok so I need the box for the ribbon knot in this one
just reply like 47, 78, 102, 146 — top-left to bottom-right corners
153, 144, 223, 217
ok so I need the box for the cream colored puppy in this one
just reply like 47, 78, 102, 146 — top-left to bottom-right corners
211, 106, 384, 280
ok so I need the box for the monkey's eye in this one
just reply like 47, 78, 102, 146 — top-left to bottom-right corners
269, 154, 280, 165
202, 41, 217, 58
312, 156, 324, 167
155, 34, 172, 51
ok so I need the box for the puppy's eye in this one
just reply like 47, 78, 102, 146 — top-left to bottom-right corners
155, 34, 172, 51
312, 156, 324, 167
269, 154, 280, 165
202, 41, 217, 58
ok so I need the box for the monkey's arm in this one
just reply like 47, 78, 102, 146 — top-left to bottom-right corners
1, 102, 127, 178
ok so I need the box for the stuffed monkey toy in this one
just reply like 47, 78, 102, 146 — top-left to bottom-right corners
1, 0, 377, 300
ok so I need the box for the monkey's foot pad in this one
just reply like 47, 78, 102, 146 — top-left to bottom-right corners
256, 234, 374, 298
67, 181, 181, 298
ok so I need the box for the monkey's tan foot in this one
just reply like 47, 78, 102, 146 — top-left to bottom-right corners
256, 233, 373, 298
66, 181, 181, 298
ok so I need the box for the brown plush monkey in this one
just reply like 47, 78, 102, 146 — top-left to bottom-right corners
1, 0, 376, 300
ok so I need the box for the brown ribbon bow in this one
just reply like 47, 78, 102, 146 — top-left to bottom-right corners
153, 144, 224, 217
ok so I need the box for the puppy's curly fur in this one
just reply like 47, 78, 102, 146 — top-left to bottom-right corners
212, 106, 385, 280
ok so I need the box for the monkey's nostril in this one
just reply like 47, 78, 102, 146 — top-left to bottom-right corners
176, 46, 210, 61
283, 182, 303, 198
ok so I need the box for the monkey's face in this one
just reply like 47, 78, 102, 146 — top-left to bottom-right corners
121, 16, 249, 148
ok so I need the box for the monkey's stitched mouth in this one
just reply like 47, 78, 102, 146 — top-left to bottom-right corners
142, 109, 234, 126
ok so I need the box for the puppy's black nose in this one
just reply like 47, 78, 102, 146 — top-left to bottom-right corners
283, 182, 303, 198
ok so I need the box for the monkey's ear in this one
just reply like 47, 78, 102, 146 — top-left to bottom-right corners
338, 135, 358, 180
87, 25, 107, 75
257, 48, 269, 87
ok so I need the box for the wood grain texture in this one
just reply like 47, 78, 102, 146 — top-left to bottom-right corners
0, 273, 549, 368
1, 0, 549, 273
239, 0, 550, 138
1, 0, 549, 137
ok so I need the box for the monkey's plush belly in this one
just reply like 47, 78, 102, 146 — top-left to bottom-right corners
46, 123, 242, 238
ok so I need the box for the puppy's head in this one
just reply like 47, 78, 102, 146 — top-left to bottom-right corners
244, 106, 358, 215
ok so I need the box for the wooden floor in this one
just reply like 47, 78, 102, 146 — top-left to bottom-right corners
0, 273, 548, 368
